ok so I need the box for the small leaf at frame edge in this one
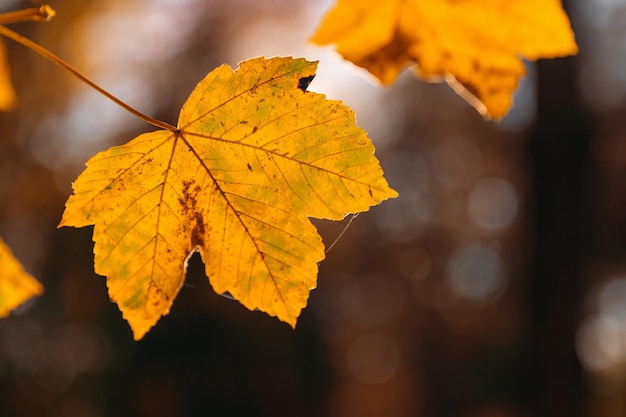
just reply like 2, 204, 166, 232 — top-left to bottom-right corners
0, 40, 17, 111
0, 236, 43, 317
59, 56, 398, 340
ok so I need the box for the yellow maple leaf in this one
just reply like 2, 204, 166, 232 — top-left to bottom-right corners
311, 0, 578, 119
59, 56, 398, 340
0, 236, 43, 317
0, 40, 16, 110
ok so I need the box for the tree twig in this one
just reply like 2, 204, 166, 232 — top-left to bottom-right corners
0, 11, 179, 133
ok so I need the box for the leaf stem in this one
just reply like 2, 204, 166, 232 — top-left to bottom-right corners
0, 22, 179, 133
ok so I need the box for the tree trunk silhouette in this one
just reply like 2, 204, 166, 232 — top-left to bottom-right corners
525, 6, 589, 414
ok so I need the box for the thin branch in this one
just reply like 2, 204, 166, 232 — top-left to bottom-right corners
0, 23, 179, 133
0, 5, 55, 25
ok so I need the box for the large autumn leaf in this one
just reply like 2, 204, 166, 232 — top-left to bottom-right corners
311, 0, 578, 119
0, 236, 43, 317
60, 56, 397, 340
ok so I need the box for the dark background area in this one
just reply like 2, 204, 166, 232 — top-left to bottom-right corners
1, 0, 626, 416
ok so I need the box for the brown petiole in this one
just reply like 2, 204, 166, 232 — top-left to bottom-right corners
0, 5, 179, 133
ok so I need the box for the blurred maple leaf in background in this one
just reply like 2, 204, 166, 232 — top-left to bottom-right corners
311, 0, 578, 119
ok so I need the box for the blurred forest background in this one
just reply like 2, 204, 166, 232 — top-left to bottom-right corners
1, 0, 626, 416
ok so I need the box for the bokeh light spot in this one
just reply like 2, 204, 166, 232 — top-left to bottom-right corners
468, 177, 519, 232
446, 244, 506, 301
577, 277, 626, 372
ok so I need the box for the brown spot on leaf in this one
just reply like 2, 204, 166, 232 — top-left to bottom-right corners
179, 179, 197, 214
191, 212, 205, 247
179, 179, 206, 247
